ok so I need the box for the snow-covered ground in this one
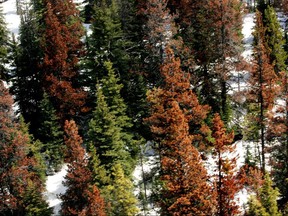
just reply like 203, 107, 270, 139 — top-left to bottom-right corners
242, 13, 255, 61
2, 0, 21, 38
44, 165, 68, 215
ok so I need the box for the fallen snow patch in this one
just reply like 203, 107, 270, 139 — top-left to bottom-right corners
44, 164, 68, 216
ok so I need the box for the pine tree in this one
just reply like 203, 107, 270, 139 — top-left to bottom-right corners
10, 4, 44, 137
88, 62, 137, 176
0, 5, 9, 80
18, 116, 46, 181
42, 0, 87, 122
104, 163, 139, 216
37, 92, 64, 171
145, 49, 215, 215
247, 174, 282, 216
61, 120, 106, 216
84, 0, 130, 94
211, 113, 244, 216
246, 10, 278, 172
263, 6, 287, 73
0, 80, 51, 215
85, 0, 148, 143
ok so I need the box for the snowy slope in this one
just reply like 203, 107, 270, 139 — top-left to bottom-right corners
44, 165, 68, 215
242, 13, 255, 61
2, 0, 21, 38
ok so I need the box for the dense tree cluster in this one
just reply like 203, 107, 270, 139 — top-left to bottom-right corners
1, 0, 288, 215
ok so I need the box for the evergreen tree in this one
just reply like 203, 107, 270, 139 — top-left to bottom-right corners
61, 120, 106, 216
0, 80, 51, 215
0, 5, 9, 80
145, 49, 215, 215
247, 174, 282, 216
37, 92, 64, 171
211, 113, 244, 216
88, 62, 137, 176
85, 0, 148, 143
10, 4, 44, 137
18, 116, 46, 181
42, 0, 87, 122
85, 0, 130, 94
246, 10, 278, 172
263, 6, 287, 73
104, 163, 139, 216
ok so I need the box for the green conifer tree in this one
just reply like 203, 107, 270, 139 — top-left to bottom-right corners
88, 82, 132, 176
247, 174, 282, 216
104, 163, 139, 216
0, 5, 9, 80
37, 92, 64, 172
84, 0, 128, 92
88, 62, 137, 175
263, 6, 287, 72
10, 4, 44, 137
18, 116, 46, 181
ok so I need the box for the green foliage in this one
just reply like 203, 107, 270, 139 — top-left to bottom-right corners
104, 163, 139, 216
84, 0, 130, 93
18, 116, 46, 182
247, 196, 270, 216
263, 6, 287, 72
88, 82, 132, 175
88, 62, 137, 175
37, 92, 64, 172
247, 174, 282, 216
88, 144, 109, 187
0, 5, 9, 80
10, 4, 44, 137
22, 180, 53, 216
243, 103, 261, 142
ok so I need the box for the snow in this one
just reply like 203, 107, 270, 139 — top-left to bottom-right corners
44, 164, 68, 216
2, 0, 21, 39
242, 13, 255, 61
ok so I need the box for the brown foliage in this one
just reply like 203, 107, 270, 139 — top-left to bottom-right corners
61, 120, 106, 216
248, 11, 278, 110
211, 113, 245, 216
42, 0, 87, 122
146, 50, 216, 215
0, 80, 44, 214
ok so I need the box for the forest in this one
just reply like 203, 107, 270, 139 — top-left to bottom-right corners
2, 0, 288, 215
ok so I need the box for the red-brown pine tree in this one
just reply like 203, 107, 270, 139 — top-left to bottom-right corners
42, 0, 87, 122
211, 113, 245, 216
146, 49, 215, 215
0, 79, 21, 212
0, 80, 49, 215
167, 0, 244, 123
246, 11, 278, 172
61, 120, 106, 216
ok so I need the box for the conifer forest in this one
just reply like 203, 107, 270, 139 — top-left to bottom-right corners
3, 0, 288, 215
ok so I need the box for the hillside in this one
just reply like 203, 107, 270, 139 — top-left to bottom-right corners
1, 0, 288, 215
